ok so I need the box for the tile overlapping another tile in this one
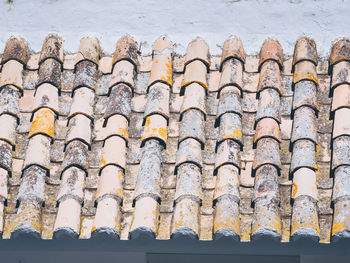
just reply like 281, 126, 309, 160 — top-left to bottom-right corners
170, 38, 208, 240
54, 37, 100, 239
251, 40, 282, 242
0, 34, 344, 245
92, 36, 137, 240
330, 39, 350, 242
212, 37, 244, 241
12, 36, 60, 239
290, 37, 320, 243
130, 37, 171, 239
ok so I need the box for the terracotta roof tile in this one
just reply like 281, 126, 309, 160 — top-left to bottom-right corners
72, 60, 98, 93
104, 84, 132, 124
217, 112, 243, 151
254, 118, 281, 147
111, 36, 138, 72
56, 167, 85, 204
251, 197, 281, 241
330, 61, 350, 94
65, 114, 92, 149
32, 83, 59, 117
213, 165, 240, 202
22, 134, 51, 172
290, 106, 317, 147
100, 136, 126, 172
0, 60, 24, 92
144, 83, 170, 122
293, 60, 318, 87
180, 83, 206, 121
331, 84, 350, 114
1, 38, 29, 66
215, 86, 242, 126
148, 37, 173, 88
109, 60, 135, 90
179, 109, 205, 148
213, 195, 240, 241
0, 86, 21, 122
219, 59, 244, 95
220, 37, 245, 71
28, 108, 55, 140
39, 35, 64, 66
292, 81, 319, 116
255, 88, 281, 126
331, 136, 350, 172
180, 60, 208, 95
332, 108, 350, 139
329, 39, 350, 74
258, 39, 283, 72
291, 195, 320, 242
37, 58, 62, 91
95, 165, 123, 203
0, 35, 345, 246
171, 197, 200, 239
253, 138, 281, 176
0, 114, 17, 148
292, 37, 318, 71
68, 87, 94, 120
74, 37, 101, 69
257, 60, 282, 97
53, 198, 81, 239
184, 37, 210, 72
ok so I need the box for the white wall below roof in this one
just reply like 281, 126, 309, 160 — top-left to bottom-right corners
0, 0, 348, 56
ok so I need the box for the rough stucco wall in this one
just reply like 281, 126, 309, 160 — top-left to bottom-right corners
0, 0, 348, 58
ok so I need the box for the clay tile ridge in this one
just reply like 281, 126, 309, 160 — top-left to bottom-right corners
152, 36, 174, 55
111, 35, 139, 72
220, 36, 245, 72
39, 34, 64, 67
184, 36, 210, 72
329, 39, 350, 74
292, 37, 318, 72
258, 39, 283, 72
1, 37, 29, 66
74, 37, 101, 71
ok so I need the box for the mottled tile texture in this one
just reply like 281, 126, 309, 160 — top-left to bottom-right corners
0, 35, 343, 245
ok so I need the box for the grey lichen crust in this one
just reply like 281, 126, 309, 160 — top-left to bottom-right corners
332, 230, 350, 243
91, 227, 120, 240
53, 227, 79, 240
11, 226, 41, 240
171, 227, 198, 240
251, 227, 281, 242
129, 226, 155, 240
213, 229, 240, 242
291, 228, 320, 243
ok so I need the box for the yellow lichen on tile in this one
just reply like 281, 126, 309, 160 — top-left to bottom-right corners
29, 108, 55, 139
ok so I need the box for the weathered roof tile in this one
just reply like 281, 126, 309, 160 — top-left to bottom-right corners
331, 84, 350, 114
74, 37, 101, 69
258, 39, 283, 72
292, 37, 318, 71
220, 37, 245, 71
329, 39, 350, 73
0, 60, 24, 91
292, 81, 318, 116
39, 35, 64, 66
1, 38, 29, 66
184, 37, 210, 72
111, 36, 138, 72
219, 59, 244, 94
253, 138, 281, 176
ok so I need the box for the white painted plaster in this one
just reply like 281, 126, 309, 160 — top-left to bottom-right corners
0, 0, 349, 56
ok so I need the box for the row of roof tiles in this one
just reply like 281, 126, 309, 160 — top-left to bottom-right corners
0, 34, 348, 243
